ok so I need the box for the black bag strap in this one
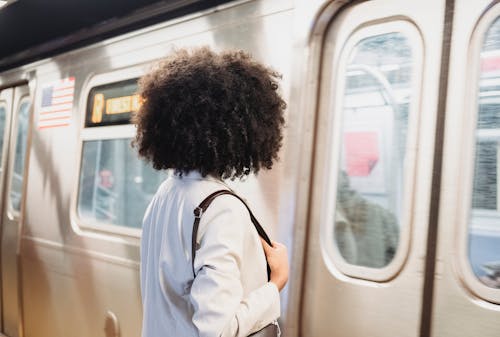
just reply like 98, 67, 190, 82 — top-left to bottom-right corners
191, 189, 272, 280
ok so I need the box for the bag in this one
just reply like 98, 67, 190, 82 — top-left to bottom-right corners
248, 322, 280, 337
191, 189, 279, 337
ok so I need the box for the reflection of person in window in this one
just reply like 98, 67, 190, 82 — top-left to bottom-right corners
96, 168, 115, 221
334, 171, 399, 268
479, 263, 500, 288
480, 274, 500, 288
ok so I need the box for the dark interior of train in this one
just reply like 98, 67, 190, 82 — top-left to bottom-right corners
0, 0, 234, 71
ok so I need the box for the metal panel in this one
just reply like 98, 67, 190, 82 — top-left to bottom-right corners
2, 84, 30, 337
0, 87, 14, 334
433, 0, 500, 336
301, 0, 446, 336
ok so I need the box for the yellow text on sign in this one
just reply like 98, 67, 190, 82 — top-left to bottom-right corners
105, 94, 142, 115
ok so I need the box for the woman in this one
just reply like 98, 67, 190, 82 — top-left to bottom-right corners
133, 47, 289, 337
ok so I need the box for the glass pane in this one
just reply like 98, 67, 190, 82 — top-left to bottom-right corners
77, 138, 166, 229
469, 17, 500, 289
10, 100, 30, 211
333, 32, 414, 268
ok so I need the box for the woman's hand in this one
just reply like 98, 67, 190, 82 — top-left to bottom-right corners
260, 238, 289, 291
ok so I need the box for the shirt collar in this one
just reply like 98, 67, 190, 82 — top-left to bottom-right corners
179, 171, 234, 191
172, 170, 227, 185
175, 170, 204, 180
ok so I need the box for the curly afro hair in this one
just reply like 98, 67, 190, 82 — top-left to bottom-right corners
132, 47, 286, 179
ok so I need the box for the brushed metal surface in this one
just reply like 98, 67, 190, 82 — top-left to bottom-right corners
2, 1, 299, 336
300, 0, 446, 336
433, 0, 500, 336
0, 87, 14, 334
1, 1, 497, 337
1, 84, 30, 337
104, 310, 121, 337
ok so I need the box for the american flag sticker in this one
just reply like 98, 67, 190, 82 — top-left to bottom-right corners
38, 77, 75, 129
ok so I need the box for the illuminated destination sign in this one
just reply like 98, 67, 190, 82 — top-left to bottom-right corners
105, 95, 142, 115
86, 78, 140, 127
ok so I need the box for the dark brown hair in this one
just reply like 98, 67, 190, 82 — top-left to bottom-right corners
132, 47, 286, 179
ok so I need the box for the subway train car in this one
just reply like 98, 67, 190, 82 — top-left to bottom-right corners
0, 0, 499, 336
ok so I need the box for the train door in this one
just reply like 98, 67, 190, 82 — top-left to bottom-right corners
432, 0, 500, 336
0, 84, 30, 337
300, 0, 446, 336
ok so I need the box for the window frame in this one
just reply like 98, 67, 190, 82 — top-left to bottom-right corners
7, 96, 31, 219
71, 65, 148, 238
457, 3, 500, 304
320, 20, 423, 282
0, 99, 12, 211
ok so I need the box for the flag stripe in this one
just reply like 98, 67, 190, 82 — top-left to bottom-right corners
40, 108, 72, 115
46, 101, 73, 107
52, 96, 74, 104
38, 123, 70, 130
52, 91, 74, 98
39, 116, 71, 122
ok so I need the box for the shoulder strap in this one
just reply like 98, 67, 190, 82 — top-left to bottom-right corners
191, 189, 272, 279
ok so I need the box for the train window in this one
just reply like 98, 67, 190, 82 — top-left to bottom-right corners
10, 99, 30, 211
77, 138, 166, 229
76, 73, 166, 234
331, 30, 417, 270
85, 78, 140, 127
468, 17, 500, 289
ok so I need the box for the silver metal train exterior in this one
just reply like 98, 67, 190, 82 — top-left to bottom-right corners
0, 0, 499, 336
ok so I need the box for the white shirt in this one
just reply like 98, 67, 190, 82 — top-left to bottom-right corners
140, 171, 280, 337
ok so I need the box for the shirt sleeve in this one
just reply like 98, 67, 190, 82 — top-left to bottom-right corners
189, 197, 280, 337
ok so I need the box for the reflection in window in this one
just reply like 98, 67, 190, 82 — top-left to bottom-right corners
10, 100, 30, 211
77, 138, 166, 229
333, 32, 414, 268
469, 17, 500, 289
